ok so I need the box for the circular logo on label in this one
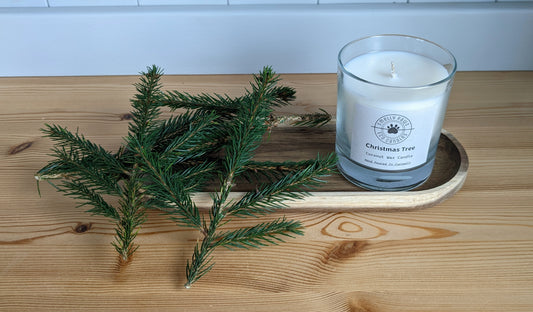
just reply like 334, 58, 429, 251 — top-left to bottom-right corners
372, 114, 413, 145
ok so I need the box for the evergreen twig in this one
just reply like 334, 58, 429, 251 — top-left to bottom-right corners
181, 67, 336, 288
37, 65, 165, 263
36, 65, 337, 287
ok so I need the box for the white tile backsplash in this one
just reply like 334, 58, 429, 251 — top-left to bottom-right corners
1, 0, 509, 6
48, 0, 138, 7
410, 0, 492, 2
0, 0, 47, 7
0, 2, 532, 75
319, 0, 406, 3
230, 0, 317, 4
139, 0, 226, 4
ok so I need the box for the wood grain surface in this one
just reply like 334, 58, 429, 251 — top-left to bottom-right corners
1, 71, 533, 311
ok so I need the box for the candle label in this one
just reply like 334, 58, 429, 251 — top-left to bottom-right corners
373, 114, 413, 145
350, 104, 435, 171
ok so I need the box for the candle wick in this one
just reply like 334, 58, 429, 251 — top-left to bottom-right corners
390, 62, 398, 79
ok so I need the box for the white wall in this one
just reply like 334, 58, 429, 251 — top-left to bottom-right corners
0, 3, 532, 76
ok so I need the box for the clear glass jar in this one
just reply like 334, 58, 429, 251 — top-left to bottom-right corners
336, 34, 457, 191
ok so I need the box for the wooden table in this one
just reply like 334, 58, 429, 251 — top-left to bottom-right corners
1, 72, 532, 311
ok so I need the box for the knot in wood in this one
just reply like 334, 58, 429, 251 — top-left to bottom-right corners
74, 223, 92, 233
8, 141, 34, 155
119, 113, 133, 121
325, 240, 368, 263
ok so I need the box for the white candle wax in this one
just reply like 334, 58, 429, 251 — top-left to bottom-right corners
346, 51, 448, 87
340, 51, 449, 171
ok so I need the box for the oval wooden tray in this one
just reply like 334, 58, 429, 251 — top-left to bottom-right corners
193, 128, 468, 212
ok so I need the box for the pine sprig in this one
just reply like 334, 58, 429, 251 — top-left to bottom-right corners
48, 145, 123, 196
167, 158, 322, 184
212, 218, 303, 250
58, 179, 119, 220
113, 171, 146, 261
184, 236, 216, 289
134, 145, 205, 230
158, 111, 219, 165
240, 159, 319, 182
181, 67, 336, 288
37, 65, 337, 288
163, 91, 243, 118
38, 124, 126, 181
151, 111, 223, 157
162, 77, 295, 117
37, 65, 167, 263
128, 65, 164, 141
226, 154, 336, 218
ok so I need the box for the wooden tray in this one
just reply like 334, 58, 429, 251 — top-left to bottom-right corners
193, 127, 469, 212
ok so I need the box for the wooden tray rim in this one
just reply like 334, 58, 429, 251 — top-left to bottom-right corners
192, 129, 469, 212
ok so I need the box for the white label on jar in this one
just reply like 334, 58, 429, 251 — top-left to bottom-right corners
350, 102, 438, 171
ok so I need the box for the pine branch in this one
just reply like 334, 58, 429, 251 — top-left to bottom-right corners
162, 79, 295, 116
227, 154, 337, 218
45, 144, 123, 196
212, 218, 303, 249
127, 96, 220, 232
162, 91, 243, 118
38, 65, 337, 288
158, 111, 219, 166
239, 159, 319, 183
176, 160, 218, 193
128, 65, 164, 143
112, 170, 146, 262
150, 111, 224, 156
248, 69, 296, 109
183, 67, 337, 288
167, 158, 320, 184
38, 65, 167, 264
108, 65, 168, 261
39, 124, 126, 179
218, 67, 279, 185
58, 179, 119, 220
184, 235, 215, 289
184, 67, 285, 287
135, 147, 204, 230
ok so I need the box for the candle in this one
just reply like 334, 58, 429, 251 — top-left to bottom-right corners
336, 35, 456, 191
344, 51, 448, 171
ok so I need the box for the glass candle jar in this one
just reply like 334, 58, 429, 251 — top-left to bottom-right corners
336, 34, 457, 191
